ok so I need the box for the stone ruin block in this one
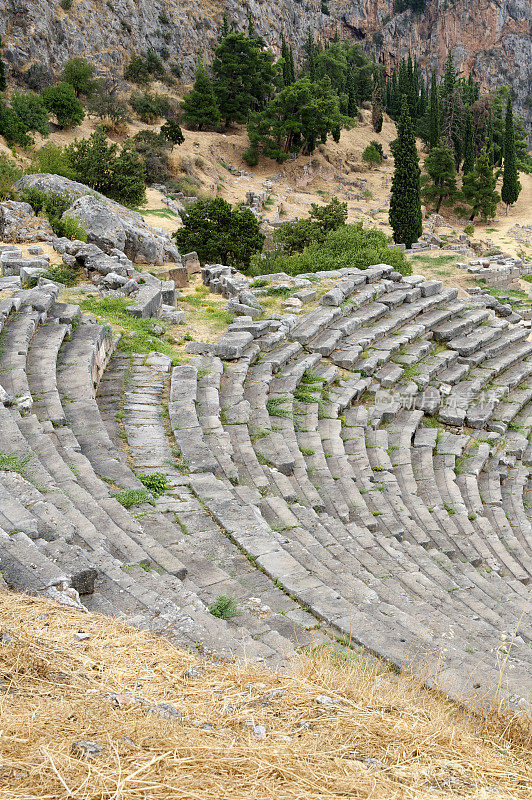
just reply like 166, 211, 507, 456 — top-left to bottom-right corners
183, 251, 201, 275
168, 265, 189, 288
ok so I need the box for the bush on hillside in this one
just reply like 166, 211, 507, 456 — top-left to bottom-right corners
124, 51, 165, 85
41, 82, 85, 128
87, 84, 130, 132
132, 129, 172, 183
29, 142, 78, 180
248, 223, 411, 277
129, 91, 171, 124
362, 143, 382, 168
65, 127, 146, 206
0, 92, 49, 146
173, 197, 265, 270
0, 153, 23, 200
61, 57, 96, 97
273, 197, 348, 254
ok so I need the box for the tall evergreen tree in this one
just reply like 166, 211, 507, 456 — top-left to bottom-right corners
347, 69, 357, 117
389, 95, 422, 248
421, 143, 458, 212
212, 32, 275, 125
281, 36, 295, 86
500, 97, 521, 213
219, 13, 229, 40
462, 107, 475, 175
428, 69, 440, 148
0, 37, 6, 93
371, 74, 383, 133
441, 51, 457, 98
461, 146, 500, 221
303, 28, 317, 81
180, 61, 220, 130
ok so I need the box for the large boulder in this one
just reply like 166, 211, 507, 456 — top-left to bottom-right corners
0, 201, 54, 242
13, 174, 181, 265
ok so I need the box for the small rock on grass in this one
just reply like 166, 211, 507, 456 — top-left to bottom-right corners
71, 740, 106, 759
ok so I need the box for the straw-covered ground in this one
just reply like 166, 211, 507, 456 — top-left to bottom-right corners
0, 592, 530, 800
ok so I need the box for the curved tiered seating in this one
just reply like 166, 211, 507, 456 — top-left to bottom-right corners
0, 272, 531, 707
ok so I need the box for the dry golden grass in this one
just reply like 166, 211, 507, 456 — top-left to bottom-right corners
0, 592, 530, 799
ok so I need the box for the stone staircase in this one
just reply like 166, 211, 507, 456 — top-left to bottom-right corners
0, 270, 531, 708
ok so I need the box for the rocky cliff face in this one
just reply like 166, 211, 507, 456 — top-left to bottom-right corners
1, 0, 530, 129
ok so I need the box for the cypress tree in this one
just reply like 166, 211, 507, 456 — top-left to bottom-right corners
389, 95, 422, 248
219, 13, 229, 40
0, 37, 6, 92
462, 107, 475, 175
442, 51, 457, 99
501, 97, 521, 213
347, 69, 357, 117
372, 78, 383, 133
428, 69, 440, 148
461, 146, 500, 221
180, 61, 220, 130
303, 28, 317, 81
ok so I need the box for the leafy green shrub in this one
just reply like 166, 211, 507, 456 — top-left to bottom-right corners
173, 197, 265, 270
55, 215, 87, 241
274, 197, 348, 254
0, 92, 49, 146
113, 488, 155, 508
249, 223, 411, 277
41, 82, 85, 128
43, 262, 81, 286
138, 472, 169, 497
0, 153, 23, 200
87, 87, 130, 132
29, 142, 77, 180
129, 91, 171, 123
19, 187, 82, 238
61, 57, 96, 96
60, 0, 73, 9
65, 128, 146, 206
208, 595, 239, 620
132, 129, 172, 183
362, 143, 382, 169
124, 51, 165, 85
463, 223, 475, 236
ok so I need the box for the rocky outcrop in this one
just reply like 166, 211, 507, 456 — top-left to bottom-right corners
13, 175, 181, 264
0, 201, 54, 242
0, 1, 529, 131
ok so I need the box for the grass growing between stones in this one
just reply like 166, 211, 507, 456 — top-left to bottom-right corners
0, 452, 33, 478
0, 592, 530, 800
208, 594, 239, 620
112, 488, 155, 508
77, 296, 186, 364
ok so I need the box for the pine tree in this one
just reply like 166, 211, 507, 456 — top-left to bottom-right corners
180, 62, 220, 130
389, 95, 422, 248
0, 37, 6, 93
421, 143, 457, 212
500, 97, 521, 213
461, 146, 500, 221
281, 36, 295, 86
462, 107, 475, 175
428, 69, 440, 148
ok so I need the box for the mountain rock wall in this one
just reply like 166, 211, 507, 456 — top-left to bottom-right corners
1, 0, 530, 129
